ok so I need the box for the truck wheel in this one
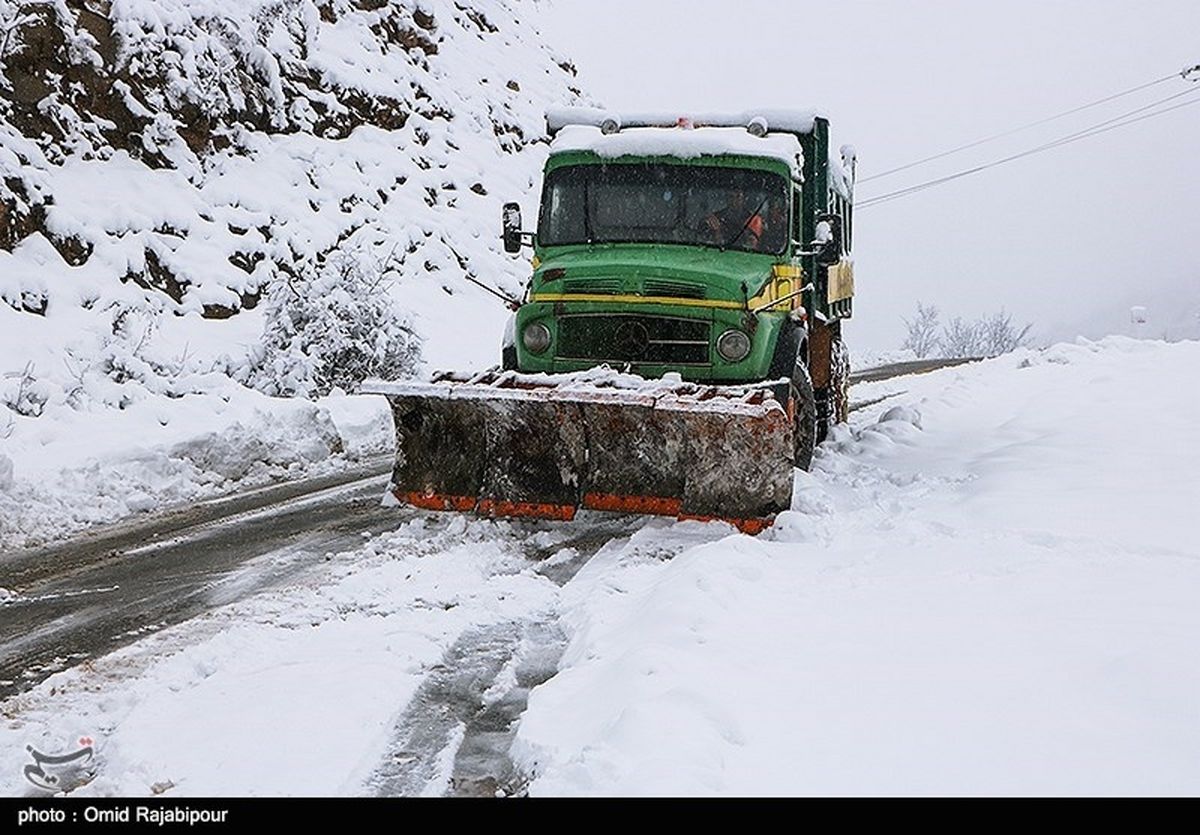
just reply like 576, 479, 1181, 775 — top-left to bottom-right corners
790, 362, 818, 471
814, 336, 851, 443
501, 344, 517, 371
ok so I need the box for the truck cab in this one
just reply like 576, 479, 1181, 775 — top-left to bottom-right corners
503, 109, 855, 437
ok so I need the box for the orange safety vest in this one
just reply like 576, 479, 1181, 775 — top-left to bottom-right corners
746, 214, 764, 241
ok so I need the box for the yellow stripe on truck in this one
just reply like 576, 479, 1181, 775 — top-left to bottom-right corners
746, 262, 806, 312
530, 293, 745, 310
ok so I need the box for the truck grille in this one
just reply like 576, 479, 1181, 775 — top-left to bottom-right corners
562, 278, 621, 295
558, 315, 711, 366
643, 279, 706, 299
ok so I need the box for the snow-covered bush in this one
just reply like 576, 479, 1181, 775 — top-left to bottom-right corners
64, 303, 173, 410
5, 301, 231, 417
245, 246, 422, 398
2, 362, 49, 417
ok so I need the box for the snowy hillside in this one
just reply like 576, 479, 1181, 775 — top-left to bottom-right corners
0, 0, 585, 548
2, 337, 1197, 796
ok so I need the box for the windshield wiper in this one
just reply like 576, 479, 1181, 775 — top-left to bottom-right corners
723, 196, 769, 250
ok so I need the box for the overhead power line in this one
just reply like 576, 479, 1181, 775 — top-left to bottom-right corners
860, 63, 1200, 185
857, 85, 1200, 210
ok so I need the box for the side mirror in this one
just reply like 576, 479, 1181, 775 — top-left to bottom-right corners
812, 215, 842, 266
502, 202, 523, 254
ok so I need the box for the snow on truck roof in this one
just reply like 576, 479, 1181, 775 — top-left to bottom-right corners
545, 107, 826, 135
545, 107, 854, 195
549, 124, 806, 180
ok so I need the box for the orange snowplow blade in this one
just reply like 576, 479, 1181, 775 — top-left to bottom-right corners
363, 369, 794, 533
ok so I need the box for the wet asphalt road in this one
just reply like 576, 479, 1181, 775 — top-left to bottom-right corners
848, 356, 979, 384
0, 459, 401, 699
0, 357, 975, 704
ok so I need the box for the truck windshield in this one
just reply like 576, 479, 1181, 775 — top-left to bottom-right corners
538, 163, 789, 255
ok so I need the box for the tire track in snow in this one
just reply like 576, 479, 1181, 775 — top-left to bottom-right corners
363, 521, 629, 797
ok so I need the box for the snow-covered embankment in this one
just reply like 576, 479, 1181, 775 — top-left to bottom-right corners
513, 336, 1200, 795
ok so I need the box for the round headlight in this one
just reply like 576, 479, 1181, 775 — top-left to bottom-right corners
523, 321, 551, 354
716, 329, 752, 363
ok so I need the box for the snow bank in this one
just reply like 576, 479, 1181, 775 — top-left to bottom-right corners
0, 392, 362, 549
514, 337, 1200, 795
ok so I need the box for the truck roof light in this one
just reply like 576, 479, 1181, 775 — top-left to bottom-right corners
600, 117, 621, 135
746, 116, 769, 137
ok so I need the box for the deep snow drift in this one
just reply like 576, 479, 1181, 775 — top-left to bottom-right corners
2, 336, 1197, 796
511, 336, 1200, 795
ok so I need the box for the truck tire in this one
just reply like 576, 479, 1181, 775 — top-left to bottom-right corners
790, 361, 818, 472
814, 335, 851, 443
501, 344, 518, 371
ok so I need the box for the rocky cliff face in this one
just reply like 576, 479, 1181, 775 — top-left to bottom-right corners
0, 0, 582, 319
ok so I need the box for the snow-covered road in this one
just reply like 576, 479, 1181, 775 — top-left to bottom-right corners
3, 339, 1197, 796
0, 467, 398, 701
0, 358, 943, 703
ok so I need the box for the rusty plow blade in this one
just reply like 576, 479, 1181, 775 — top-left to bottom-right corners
362, 370, 794, 534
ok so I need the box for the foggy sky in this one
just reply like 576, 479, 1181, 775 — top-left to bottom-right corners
541, 0, 1200, 351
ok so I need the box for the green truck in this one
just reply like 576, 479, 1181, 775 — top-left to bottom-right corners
370, 108, 856, 533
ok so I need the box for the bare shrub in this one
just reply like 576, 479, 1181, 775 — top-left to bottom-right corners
901, 304, 1033, 359
901, 302, 942, 358
976, 310, 1033, 357
941, 316, 983, 358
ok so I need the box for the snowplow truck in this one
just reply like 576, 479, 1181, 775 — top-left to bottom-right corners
369, 108, 856, 533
